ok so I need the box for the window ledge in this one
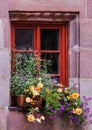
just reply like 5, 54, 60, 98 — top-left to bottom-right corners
8, 106, 25, 112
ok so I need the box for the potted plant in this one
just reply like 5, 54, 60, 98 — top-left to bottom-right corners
10, 53, 30, 106
10, 52, 53, 107
10, 52, 92, 126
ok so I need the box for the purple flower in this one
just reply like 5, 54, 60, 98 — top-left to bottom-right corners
69, 110, 73, 114
51, 109, 57, 114
49, 115, 57, 119
60, 106, 65, 111
84, 107, 90, 113
65, 102, 70, 107
70, 116, 77, 121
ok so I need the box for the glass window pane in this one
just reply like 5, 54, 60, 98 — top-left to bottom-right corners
41, 29, 59, 50
41, 53, 59, 74
15, 29, 34, 50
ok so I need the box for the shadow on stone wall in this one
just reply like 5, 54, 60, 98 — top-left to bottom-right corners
7, 111, 83, 130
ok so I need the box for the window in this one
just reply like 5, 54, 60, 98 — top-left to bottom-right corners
11, 22, 68, 86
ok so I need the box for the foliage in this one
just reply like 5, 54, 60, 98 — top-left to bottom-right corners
10, 52, 92, 125
10, 52, 52, 96
48, 84, 92, 126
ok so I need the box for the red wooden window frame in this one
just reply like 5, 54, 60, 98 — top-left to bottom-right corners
11, 22, 68, 86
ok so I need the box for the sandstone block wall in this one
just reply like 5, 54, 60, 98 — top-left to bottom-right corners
0, 0, 92, 130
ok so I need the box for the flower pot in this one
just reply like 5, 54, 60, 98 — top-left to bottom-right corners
10, 94, 17, 106
16, 95, 25, 107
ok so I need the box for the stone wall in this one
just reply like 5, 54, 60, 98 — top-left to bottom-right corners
0, 0, 92, 130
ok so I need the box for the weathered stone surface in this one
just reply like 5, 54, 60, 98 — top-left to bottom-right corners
69, 51, 79, 78
2, 18, 11, 48
87, 0, 92, 18
7, 111, 82, 130
69, 19, 78, 48
0, 49, 10, 77
0, 19, 4, 49
0, 77, 9, 106
0, 0, 85, 18
7, 111, 54, 130
80, 21, 92, 48
80, 51, 92, 78
0, 108, 7, 130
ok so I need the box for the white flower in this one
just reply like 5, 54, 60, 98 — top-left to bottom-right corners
75, 85, 79, 88
75, 102, 78, 105
25, 97, 30, 103
26, 81, 30, 84
39, 78, 42, 81
40, 116, 45, 120
35, 107, 39, 110
36, 118, 41, 123
37, 82, 43, 88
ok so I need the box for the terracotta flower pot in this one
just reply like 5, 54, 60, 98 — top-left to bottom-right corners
10, 94, 17, 106
16, 95, 25, 107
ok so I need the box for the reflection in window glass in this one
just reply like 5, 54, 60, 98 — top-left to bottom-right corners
15, 29, 34, 50
41, 29, 59, 50
41, 53, 59, 74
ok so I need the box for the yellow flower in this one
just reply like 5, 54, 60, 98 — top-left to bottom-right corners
67, 96, 70, 100
27, 114, 35, 122
64, 88, 68, 94
33, 90, 39, 96
29, 86, 34, 91
24, 89, 29, 93
57, 88, 63, 93
25, 97, 31, 103
72, 93, 79, 99
37, 82, 43, 88
75, 108, 82, 115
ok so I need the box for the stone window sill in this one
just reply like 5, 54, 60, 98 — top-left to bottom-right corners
8, 106, 25, 112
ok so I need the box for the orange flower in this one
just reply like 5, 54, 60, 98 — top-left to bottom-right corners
35, 87, 41, 93
72, 93, 79, 99
30, 99, 35, 104
69, 94, 73, 99
75, 108, 82, 115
